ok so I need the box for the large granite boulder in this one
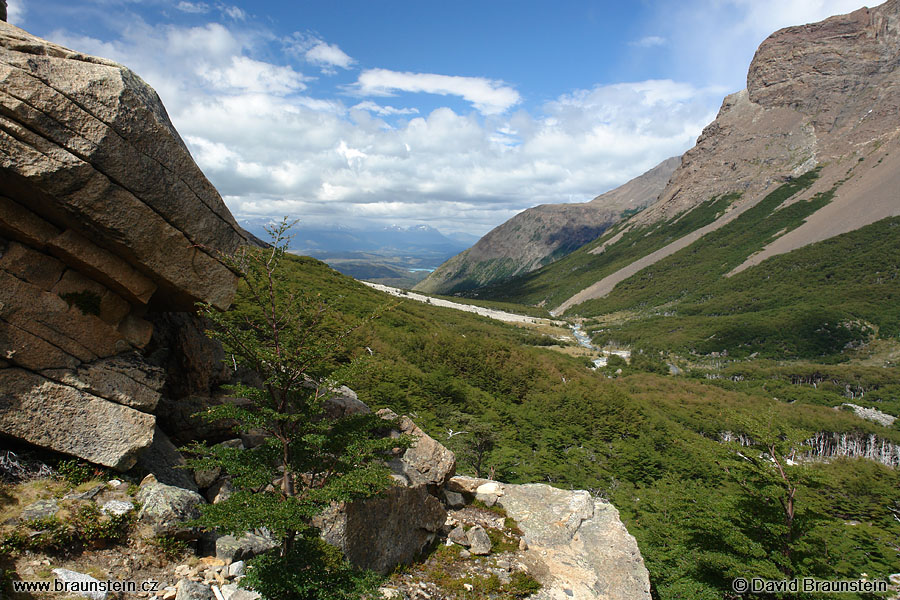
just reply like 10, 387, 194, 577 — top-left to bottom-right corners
0, 368, 155, 470
378, 409, 456, 487
0, 22, 250, 466
310, 409, 452, 574
315, 485, 446, 575
496, 483, 651, 600
0, 21, 249, 314
136, 476, 205, 538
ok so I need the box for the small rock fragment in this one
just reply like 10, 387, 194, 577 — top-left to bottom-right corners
448, 525, 469, 547
227, 561, 245, 578
101, 500, 134, 516
175, 579, 212, 600
52, 568, 108, 600
467, 525, 492, 555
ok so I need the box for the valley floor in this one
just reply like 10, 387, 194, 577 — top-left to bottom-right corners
361, 282, 566, 327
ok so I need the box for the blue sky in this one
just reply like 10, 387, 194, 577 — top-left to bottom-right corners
11, 0, 869, 235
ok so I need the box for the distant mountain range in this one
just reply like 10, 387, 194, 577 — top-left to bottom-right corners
414, 156, 679, 294
238, 219, 476, 287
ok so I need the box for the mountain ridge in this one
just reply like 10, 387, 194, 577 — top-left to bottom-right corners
414, 156, 679, 294
469, 0, 900, 319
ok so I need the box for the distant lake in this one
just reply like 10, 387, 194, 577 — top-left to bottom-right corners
409, 268, 436, 272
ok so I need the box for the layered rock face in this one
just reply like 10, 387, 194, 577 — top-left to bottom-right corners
0, 22, 250, 468
555, 0, 900, 311
415, 157, 678, 295
644, 0, 900, 225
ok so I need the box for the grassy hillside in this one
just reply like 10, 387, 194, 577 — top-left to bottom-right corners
469, 188, 744, 308
271, 252, 900, 599
576, 205, 900, 364
468, 167, 900, 363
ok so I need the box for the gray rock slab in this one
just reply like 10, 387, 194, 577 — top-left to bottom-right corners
20, 499, 58, 522
135, 426, 197, 492
215, 532, 277, 563
467, 524, 491, 555
0, 368, 155, 470
136, 479, 205, 538
378, 410, 456, 487
448, 525, 469, 547
175, 580, 212, 600
315, 485, 446, 575
497, 483, 651, 600
52, 568, 107, 600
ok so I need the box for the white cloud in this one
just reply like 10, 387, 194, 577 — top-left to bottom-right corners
176, 1, 209, 14
176, 80, 713, 233
354, 69, 522, 116
220, 5, 246, 21
305, 41, 354, 71
287, 33, 354, 74
351, 101, 419, 116
43, 19, 716, 236
202, 56, 308, 95
7, 0, 25, 25
631, 35, 666, 48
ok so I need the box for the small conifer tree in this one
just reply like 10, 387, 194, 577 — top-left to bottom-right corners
184, 219, 405, 599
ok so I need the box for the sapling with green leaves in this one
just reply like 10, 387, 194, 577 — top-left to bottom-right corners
183, 219, 407, 598
717, 409, 819, 578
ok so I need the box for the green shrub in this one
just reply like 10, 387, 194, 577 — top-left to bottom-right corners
151, 534, 189, 561
487, 528, 518, 553
1, 504, 131, 555
507, 571, 542, 597
56, 460, 96, 486
242, 537, 382, 600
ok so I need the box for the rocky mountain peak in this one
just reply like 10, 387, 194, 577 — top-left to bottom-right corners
748, 0, 900, 136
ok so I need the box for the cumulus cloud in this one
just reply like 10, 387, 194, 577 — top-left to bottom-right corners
288, 33, 355, 74
7, 0, 25, 25
178, 80, 714, 233
44, 18, 716, 236
305, 41, 354, 71
354, 69, 522, 116
201, 56, 308, 95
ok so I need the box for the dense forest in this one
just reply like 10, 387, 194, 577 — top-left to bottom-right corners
273, 251, 900, 600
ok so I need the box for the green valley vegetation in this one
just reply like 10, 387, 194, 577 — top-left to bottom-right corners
579, 215, 900, 360
251, 240, 899, 599
465, 167, 900, 365
470, 188, 744, 309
